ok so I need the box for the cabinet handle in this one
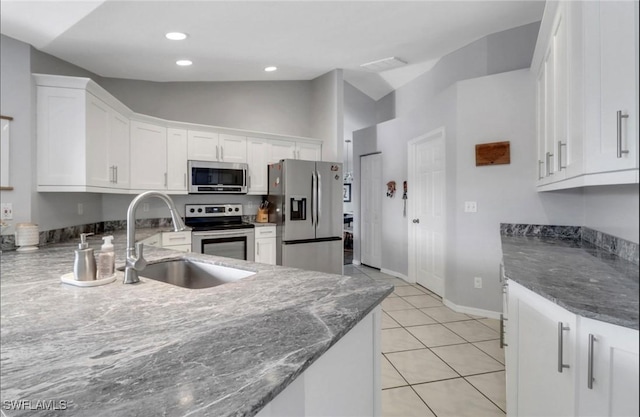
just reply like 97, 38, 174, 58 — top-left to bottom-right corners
256, 241, 260, 256
588, 334, 596, 389
500, 313, 508, 348
164, 172, 167, 187
617, 110, 629, 158
546, 152, 554, 176
184, 173, 187, 187
557, 322, 570, 373
167, 236, 186, 241
538, 160, 544, 180
216, 145, 219, 160
115, 166, 118, 184
109, 165, 114, 183
221, 146, 224, 161
558, 141, 566, 170
248, 175, 251, 188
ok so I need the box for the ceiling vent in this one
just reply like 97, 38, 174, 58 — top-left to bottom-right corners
360, 56, 407, 72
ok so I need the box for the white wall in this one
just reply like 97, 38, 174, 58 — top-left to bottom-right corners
310, 70, 343, 162
583, 185, 639, 243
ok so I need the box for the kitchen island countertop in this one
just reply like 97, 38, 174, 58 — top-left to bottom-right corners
0, 229, 393, 416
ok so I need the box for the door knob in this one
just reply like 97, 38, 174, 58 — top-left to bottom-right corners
412, 219, 420, 224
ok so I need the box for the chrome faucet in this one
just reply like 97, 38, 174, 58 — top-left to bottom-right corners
124, 191, 190, 284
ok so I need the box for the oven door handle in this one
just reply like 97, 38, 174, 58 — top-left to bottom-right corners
193, 230, 254, 238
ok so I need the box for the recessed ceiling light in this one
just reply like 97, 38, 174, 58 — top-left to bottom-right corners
176, 60, 192, 66
166, 32, 188, 41
264, 66, 278, 72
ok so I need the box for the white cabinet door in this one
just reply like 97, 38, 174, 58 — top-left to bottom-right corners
255, 238, 276, 265
247, 137, 271, 194
577, 317, 639, 417
508, 281, 577, 417
219, 133, 247, 163
130, 121, 167, 190
86, 94, 112, 188
269, 139, 296, 163
585, 1, 638, 176
109, 111, 130, 189
187, 130, 219, 161
167, 128, 188, 191
296, 142, 322, 161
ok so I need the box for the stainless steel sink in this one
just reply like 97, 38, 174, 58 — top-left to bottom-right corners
122, 259, 255, 289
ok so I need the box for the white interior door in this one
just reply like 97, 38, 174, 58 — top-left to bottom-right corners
408, 128, 445, 296
360, 153, 382, 269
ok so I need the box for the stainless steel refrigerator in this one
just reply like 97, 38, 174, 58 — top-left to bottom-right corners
268, 159, 343, 274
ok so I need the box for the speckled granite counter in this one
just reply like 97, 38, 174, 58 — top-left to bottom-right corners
500, 225, 639, 330
0, 229, 393, 416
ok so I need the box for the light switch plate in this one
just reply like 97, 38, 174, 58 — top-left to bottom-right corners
1, 203, 13, 220
464, 201, 477, 213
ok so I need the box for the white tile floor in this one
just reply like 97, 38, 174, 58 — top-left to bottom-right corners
344, 264, 506, 417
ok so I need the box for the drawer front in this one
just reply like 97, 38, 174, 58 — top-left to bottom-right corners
255, 226, 276, 238
161, 231, 192, 246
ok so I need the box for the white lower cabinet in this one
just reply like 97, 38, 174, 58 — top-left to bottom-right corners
506, 280, 639, 416
577, 317, 640, 417
254, 226, 276, 265
255, 307, 381, 417
140, 231, 191, 252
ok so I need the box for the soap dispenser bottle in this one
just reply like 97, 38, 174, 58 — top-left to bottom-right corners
97, 235, 115, 279
74, 233, 97, 281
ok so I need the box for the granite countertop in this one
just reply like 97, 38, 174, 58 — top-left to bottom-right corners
0, 229, 393, 416
501, 235, 639, 330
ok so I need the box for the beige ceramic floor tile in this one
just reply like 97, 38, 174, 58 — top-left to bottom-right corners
478, 318, 501, 332
381, 312, 402, 330
381, 328, 425, 353
403, 294, 443, 308
413, 378, 505, 417
466, 371, 506, 412
393, 285, 425, 297
382, 297, 415, 312
386, 349, 458, 384
381, 355, 408, 389
381, 386, 435, 417
420, 306, 473, 323
387, 309, 437, 327
473, 339, 505, 365
406, 324, 466, 347
431, 344, 504, 376
444, 320, 500, 342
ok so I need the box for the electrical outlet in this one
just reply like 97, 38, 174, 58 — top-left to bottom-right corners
1, 203, 13, 220
474, 276, 483, 288
464, 201, 477, 213
77, 203, 84, 216
143, 203, 150, 212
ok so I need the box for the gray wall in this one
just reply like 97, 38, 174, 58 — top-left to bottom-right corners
99, 78, 314, 139
309, 70, 343, 162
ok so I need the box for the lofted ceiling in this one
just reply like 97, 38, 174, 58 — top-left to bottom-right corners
0, 1, 545, 100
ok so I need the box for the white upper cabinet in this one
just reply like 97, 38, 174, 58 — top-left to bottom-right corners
247, 137, 271, 195
130, 120, 167, 191
583, 1, 638, 178
36, 79, 130, 192
187, 131, 247, 163
534, 0, 639, 191
166, 128, 188, 191
35, 74, 323, 194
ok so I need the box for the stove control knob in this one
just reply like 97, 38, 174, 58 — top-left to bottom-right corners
189, 208, 195, 213
197, 208, 203, 213
235, 207, 239, 212
228, 207, 233, 212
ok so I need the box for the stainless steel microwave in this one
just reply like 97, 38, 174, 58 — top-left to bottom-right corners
188, 160, 248, 194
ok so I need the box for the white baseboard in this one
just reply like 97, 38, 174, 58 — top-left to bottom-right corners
442, 298, 501, 320
380, 268, 410, 282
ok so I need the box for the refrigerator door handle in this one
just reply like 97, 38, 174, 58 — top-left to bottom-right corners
316, 170, 322, 229
311, 171, 316, 227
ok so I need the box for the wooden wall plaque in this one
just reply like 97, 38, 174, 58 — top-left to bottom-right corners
475, 141, 510, 166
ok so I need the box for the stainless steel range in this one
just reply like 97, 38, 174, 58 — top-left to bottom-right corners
185, 204, 255, 262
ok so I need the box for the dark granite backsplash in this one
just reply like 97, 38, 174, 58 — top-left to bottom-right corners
1, 216, 257, 252
500, 223, 639, 265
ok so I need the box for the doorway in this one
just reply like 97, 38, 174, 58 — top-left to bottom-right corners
408, 128, 446, 296
360, 153, 382, 269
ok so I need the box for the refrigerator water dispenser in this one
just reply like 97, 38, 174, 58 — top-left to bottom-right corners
289, 197, 307, 220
